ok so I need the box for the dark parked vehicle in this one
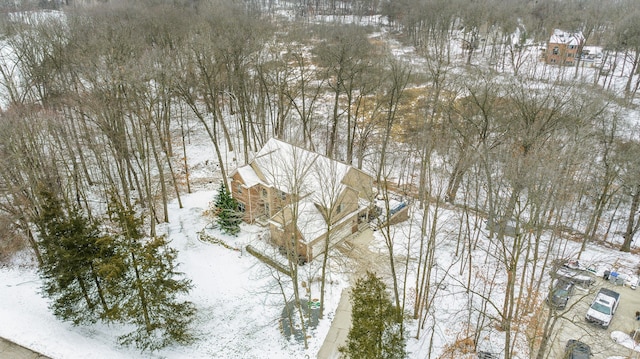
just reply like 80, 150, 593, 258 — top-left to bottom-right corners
547, 280, 575, 310
564, 339, 591, 358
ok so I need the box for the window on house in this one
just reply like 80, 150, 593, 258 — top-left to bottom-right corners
567, 53, 572, 57
569, 45, 575, 49
551, 59, 556, 63
552, 47, 559, 55
336, 203, 344, 214
262, 188, 267, 198
280, 191, 286, 200
237, 185, 242, 194
264, 203, 269, 215
238, 203, 246, 212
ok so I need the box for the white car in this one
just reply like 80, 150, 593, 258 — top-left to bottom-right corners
625, 275, 639, 289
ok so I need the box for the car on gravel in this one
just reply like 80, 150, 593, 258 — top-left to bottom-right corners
547, 279, 574, 310
585, 288, 620, 329
564, 339, 591, 358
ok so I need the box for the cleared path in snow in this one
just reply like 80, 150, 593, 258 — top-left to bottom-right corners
316, 227, 387, 359
0, 337, 50, 359
316, 288, 352, 359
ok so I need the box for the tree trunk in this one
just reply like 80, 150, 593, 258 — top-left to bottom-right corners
328, 82, 341, 159
621, 185, 640, 252
77, 275, 95, 310
319, 223, 332, 319
131, 250, 152, 331
90, 262, 110, 314
624, 53, 639, 94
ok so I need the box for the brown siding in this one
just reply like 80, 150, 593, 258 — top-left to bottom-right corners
269, 222, 286, 247
343, 168, 375, 200
231, 173, 268, 223
331, 188, 360, 224
546, 42, 581, 66
388, 206, 410, 225
307, 212, 358, 260
269, 221, 308, 261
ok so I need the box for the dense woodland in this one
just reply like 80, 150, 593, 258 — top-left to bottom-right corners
1, 0, 640, 357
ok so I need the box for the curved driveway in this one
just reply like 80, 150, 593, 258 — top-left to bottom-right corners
316, 228, 380, 359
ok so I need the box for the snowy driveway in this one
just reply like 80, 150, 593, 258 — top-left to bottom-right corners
0, 337, 49, 359
316, 228, 382, 359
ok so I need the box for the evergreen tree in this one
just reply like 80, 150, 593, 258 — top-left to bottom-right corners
37, 189, 196, 351
35, 187, 121, 324
213, 183, 242, 236
340, 271, 406, 359
110, 199, 196, 351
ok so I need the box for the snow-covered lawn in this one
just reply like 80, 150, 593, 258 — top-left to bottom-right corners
0, 190, 348, 358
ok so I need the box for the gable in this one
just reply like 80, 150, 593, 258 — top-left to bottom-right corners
268, 201, 326, 243
296, 200, 328, 243
235, 164, 264, 188
548, 29, 584, 46
343, 167, 374, 200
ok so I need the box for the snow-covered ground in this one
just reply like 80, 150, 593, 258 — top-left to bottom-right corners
370, 204, 640, 358
2, 188, 639, 358
0, 119, 349, 358
0, 189, 350, 358
1, 9, 640, 359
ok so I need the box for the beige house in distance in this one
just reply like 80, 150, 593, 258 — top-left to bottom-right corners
229, 138, 375, 262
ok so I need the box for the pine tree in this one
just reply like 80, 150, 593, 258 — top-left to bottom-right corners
117, 235, 196, 351
340, 271, 406, 359
110, 199, 196, 351
35, 187, 121, 324
213, 183, 242, 236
